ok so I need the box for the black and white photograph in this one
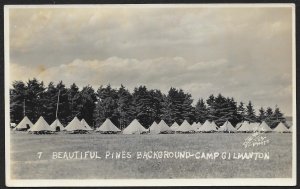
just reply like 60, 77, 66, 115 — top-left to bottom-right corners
4, 4, 296, 186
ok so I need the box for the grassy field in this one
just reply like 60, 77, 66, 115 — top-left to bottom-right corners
10, 132, 292, 179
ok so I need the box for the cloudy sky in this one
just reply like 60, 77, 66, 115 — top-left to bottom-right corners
8, 5, 294, 116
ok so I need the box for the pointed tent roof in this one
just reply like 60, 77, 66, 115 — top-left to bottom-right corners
288, 125, 293, 132
176, 120, 194, 132
15, 116, 33, 129
198, 120, 217, 132
219, 121, 236, 132
274, 122, 289, 132
191, 122, 200, 131
257, 121, 272, 132
65, 117, 88, 131
123, 119, 147, 134
158, 120, 172, 132
238, 121, 251, 132
97, 118, 121, 132
149, 121, 159, 133
170, 122, 180, 131
28, 116, 54, 132
248, 122, 260, 132
81, 119, 93, 130
15, 116, 33, 130
50, 119, 64, 131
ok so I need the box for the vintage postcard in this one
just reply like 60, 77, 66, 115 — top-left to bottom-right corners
4, 4, 296, 186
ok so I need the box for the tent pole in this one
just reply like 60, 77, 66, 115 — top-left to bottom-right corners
55, 90, 60, 119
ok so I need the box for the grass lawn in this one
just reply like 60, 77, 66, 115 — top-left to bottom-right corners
10, 132, 292, 179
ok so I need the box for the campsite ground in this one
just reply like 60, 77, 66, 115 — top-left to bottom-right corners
10, 132, 292, 179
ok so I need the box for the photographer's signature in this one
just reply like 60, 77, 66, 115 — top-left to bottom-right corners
243, 132, 270, 148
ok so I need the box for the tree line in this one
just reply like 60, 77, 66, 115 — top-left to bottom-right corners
10, 78, 286, 129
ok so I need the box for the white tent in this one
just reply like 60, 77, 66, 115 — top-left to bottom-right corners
273, 122, 289, 133
198, 120, 217, 132
288, 125, 293, 133
96, 118, 121, 133
150, 120, 173, 134
256, 121, 272, 132
65, 117, 88, 132
28, 116, 54, 133
14, 116, 33, 131
50, 119, 64, 132
236, 122, 243, 130
218, 121, 236, 133
81, 119, 93, 131
248, 122, 260, 132
176, 120, 194, 133
237, 121, 251, 132
170, 122, 180, 131
191, 122, 200, 131
123, 119, 148, 134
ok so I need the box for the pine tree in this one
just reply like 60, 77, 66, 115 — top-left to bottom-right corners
237, 102, 246, 122
132, 86, 154, 128
206, 94, 217, 122
94, 85, 119, 128
25, 78, 46, 123
195, 98, 208, 124
258, 107, 266, 122
40, 82, 59, 124
117, 85, 135, 130
10, 81, 27, 124
245, 101, 256, 122
55, 81, 71, 125
80, 86, 97, 127
67, 83, 81, 121
270, 106, 286, 128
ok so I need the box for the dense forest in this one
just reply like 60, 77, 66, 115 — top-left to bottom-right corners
10, 78, 286, 129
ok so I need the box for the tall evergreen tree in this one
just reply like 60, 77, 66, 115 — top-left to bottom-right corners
269, 106, 286, 128
195, 98, 208, 124
40, 82, 59, 124
10, 81, 27, 123
55, 81, 71, 125
206, 94, 217, 121
237, 102, 246, 122
25, 78, 45, 123
258, 107, 266, 122
67, 83, 81, 121
117, 85, 135, 129
94, 85, 119, 127
132, 86, 154, 128
245, 101, 256, 122
80, 86, 97, 127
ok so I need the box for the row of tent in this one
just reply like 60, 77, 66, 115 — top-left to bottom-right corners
13, 116, 292, 134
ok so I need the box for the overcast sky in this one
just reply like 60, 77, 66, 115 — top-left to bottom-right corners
8, 6, 293, 116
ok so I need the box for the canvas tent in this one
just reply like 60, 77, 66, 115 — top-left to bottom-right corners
81, 119, 93, 131
170, 122, 180, 131
50, 119, 64, 132
198, 120, 217, 132
176, 120, 194, 133
191, 122, 200, 131
218, 121, 236, 133
273, 122, 289, 133
96, 118, 121, 134
28, 116, 54, 134
248, 122, 260, 132
123, 119, 148, 134
256, 121, 272, 132
288, 125, 293, 133
237, 121, 252, 132
65, 117, 89, 133
14, 116, 33, 131
150, 120, 173, 134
